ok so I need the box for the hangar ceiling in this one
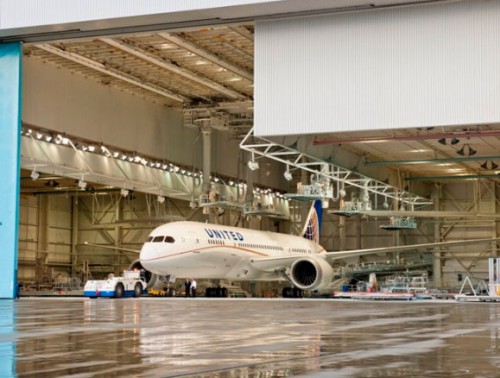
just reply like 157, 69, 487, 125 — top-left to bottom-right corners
25, 26, 255, 138
22, 18, 500, 197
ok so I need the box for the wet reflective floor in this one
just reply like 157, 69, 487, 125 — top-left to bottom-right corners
2, 298, 500, 377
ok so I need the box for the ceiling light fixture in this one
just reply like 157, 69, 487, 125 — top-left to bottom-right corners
438, 137, 460, 146
248, 160, 259, 171
283, 165, 293, 181
457, 143, 476, 156
120, 188, 129, 197
247, 153, 259, 171
45, 179, 59, 188
78, 180, 87, 190
481, 160, 499, 170
31, 170, 40, 180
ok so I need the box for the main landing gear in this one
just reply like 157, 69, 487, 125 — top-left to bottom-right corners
205, 287, 229, 297
282, 287, 303, 298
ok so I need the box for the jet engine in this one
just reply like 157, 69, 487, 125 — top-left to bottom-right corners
289, 256, 335, 291
128, 259, 172, 290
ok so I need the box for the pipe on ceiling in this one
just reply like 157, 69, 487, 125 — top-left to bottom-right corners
314, 130, 500, 145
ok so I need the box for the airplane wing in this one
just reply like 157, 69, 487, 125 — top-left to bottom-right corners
83, 241, 140, 254
250, 256, 304, 272
250, 238, 500, 272
323, 238, 500, 262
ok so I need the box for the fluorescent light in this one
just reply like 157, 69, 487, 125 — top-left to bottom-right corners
159, 43, 175, 49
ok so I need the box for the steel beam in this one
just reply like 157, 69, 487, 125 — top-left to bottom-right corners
35, 44, 188, 104
157, 32, 253, 81
366, 155, 500, 166
99, 38, 247, 100
240, 128, 432, 206
407, 174, 500, 182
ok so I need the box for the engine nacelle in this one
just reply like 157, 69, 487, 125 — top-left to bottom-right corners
128, 260, 173, 290
289, 256, 335, 291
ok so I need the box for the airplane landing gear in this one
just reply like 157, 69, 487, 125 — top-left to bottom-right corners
205, 287, 229, 297
282, 287, 303, 298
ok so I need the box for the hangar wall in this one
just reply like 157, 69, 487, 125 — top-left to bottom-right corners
22, 56, 285, 189
255, 0, 500, 136
22, 57, 188, 164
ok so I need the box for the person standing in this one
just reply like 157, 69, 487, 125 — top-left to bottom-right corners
190, 278, 197, 298
184, 279, 191, 297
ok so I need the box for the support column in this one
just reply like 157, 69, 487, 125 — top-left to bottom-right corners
338, 216, 346, 251
432, 184, 443, 288
0, 43, 22, 299
201, 126, 212, 194
71, 196, 79, 277
245, 151, 254, 207
490, 182, 497, 257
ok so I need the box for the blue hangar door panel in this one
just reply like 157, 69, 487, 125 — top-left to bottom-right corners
0, 42, 22, 299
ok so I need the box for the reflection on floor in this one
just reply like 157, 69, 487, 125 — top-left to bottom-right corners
1, 298, 500, 377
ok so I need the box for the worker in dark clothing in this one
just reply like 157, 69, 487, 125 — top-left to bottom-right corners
184, 279, 191, 297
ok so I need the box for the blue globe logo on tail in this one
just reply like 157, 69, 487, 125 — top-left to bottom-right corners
302, 200, 323, 244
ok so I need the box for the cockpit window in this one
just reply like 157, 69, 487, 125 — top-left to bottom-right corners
146, 236, 153, 242
152, 236, 165, 242
165, 236, 175, 243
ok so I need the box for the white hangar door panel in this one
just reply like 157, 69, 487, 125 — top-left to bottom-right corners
254, 0, 500, 136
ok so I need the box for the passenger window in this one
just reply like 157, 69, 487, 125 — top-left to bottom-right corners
153, 236, 164, 242
165, 236, 175, 243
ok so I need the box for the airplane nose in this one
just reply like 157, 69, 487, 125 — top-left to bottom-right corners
139, 244, 153, 264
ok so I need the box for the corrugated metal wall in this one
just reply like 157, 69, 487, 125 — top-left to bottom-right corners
255, 0, 500, 136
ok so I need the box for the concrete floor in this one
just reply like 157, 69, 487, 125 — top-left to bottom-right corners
2, 298, 500, 377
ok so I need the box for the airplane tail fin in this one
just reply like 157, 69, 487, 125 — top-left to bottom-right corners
301, 200, 323, 244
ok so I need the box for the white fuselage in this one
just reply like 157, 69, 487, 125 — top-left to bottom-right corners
139, 221, 325, 281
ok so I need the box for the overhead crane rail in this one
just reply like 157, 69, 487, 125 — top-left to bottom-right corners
240, 128, 432, 207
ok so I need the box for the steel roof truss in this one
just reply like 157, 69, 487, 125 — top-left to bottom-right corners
35, 43, 188, 104
240, 128, 432, 206
157, 32, 253, 81
99, 37, 247, 100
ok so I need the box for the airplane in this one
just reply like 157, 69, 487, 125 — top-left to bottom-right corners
118, 201, 500, 297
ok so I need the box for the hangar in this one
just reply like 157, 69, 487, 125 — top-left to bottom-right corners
1, 0, 500, 299
4, 0, 500, 376
0, 1, 499, 297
